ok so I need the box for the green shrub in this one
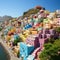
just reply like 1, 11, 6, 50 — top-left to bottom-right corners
0, 27, 2, 31
13, 37, 22, 46
17, 51, 20, 58
39, 39, 60, 60
54, 27, 60, 33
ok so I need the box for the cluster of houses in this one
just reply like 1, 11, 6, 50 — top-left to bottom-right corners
0, 6, 60, 60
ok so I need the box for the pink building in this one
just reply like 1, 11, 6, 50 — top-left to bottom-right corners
26, 34, 39, 48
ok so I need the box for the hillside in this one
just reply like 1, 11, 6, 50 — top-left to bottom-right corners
0, 15, 13, 22
23, 6, 45, 18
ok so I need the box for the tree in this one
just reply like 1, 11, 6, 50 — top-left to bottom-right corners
13, 37, 22, 46
23, 8, 40, 18
0, 27, 2, 31
17, 51, 20, 58
39, 39, 60, 60
54, 27, 60, 33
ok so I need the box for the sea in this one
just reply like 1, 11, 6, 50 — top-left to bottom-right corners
0, 44, 10, 60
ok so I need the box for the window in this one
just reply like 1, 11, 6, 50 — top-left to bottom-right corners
39, 34, 43, 38
45, 29, 50, 34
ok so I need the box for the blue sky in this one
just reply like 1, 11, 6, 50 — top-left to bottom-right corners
0, 0, 60, 17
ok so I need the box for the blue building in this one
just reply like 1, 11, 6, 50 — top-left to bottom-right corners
20, 42, 34, 60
